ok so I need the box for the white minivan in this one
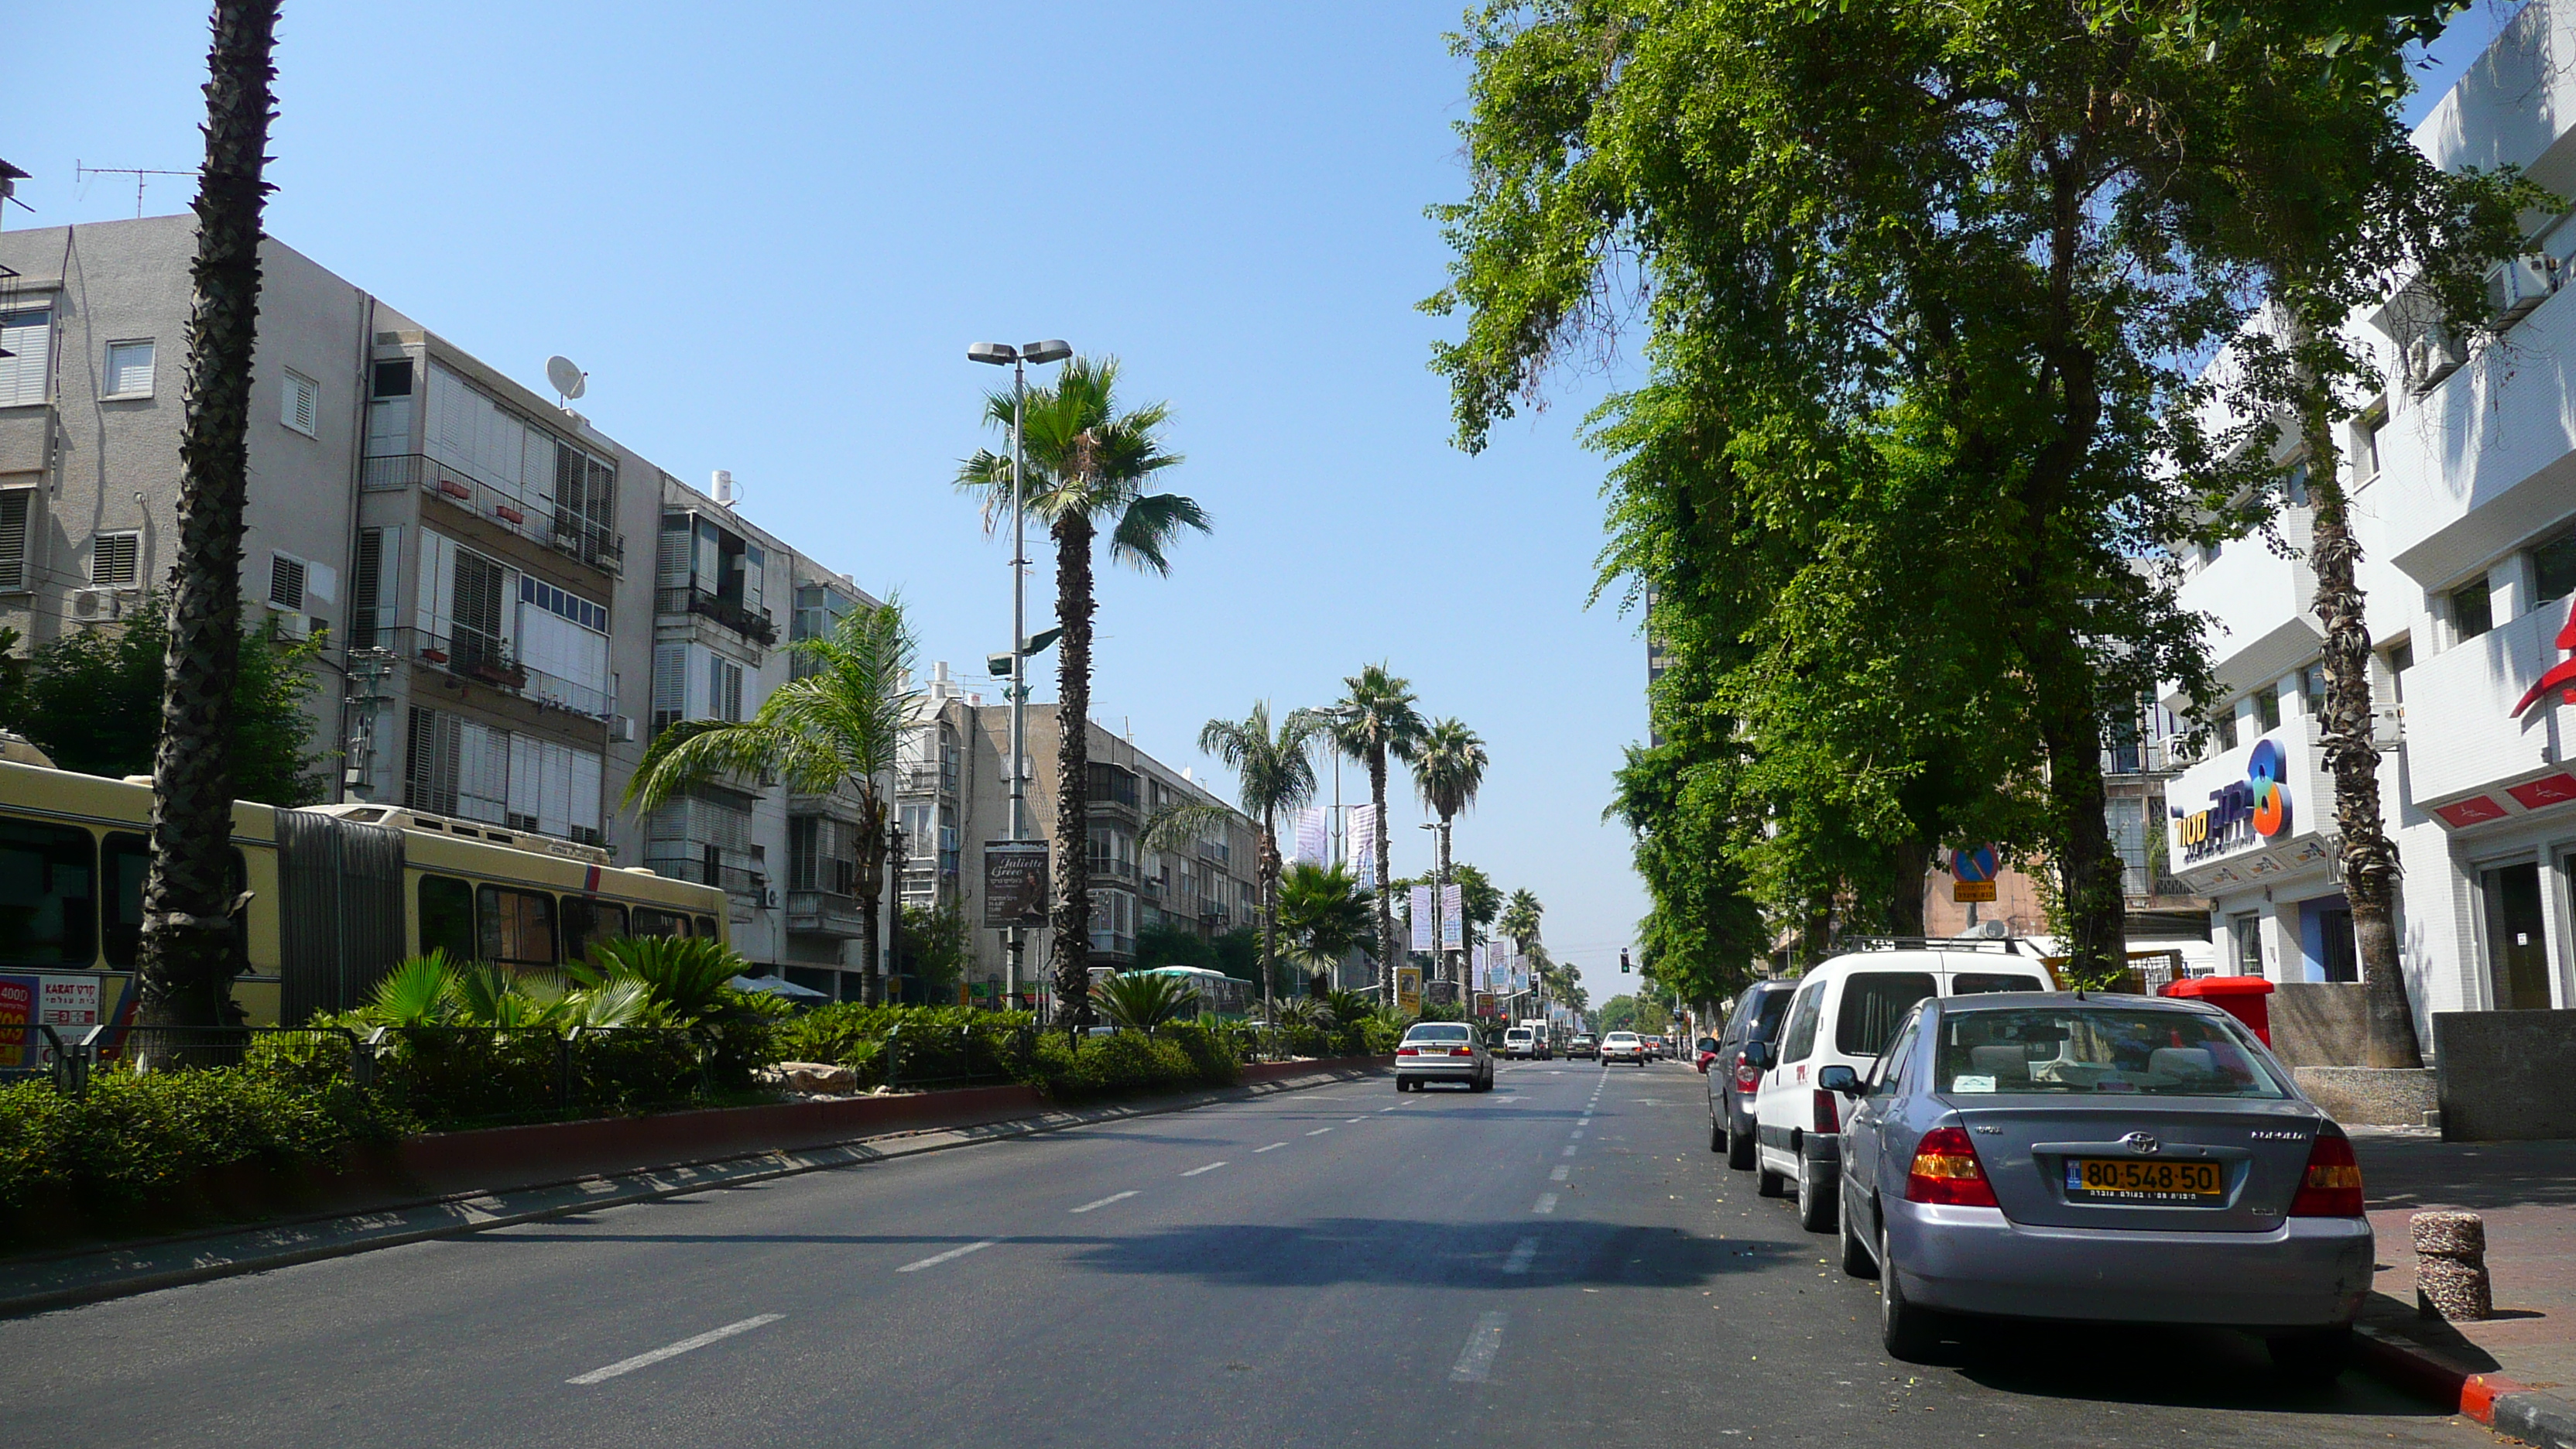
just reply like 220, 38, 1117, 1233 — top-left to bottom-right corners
1502, 1026, 1539, 1060
1746, 944, 2052, 1233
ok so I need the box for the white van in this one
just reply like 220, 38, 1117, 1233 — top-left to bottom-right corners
1747, 943, 2052, 1233
1502, 1026, 1538, 1060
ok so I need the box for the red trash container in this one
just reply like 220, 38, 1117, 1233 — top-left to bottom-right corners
2159, 975, 2275, 1046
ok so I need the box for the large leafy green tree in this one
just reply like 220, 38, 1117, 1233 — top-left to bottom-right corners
1327, 665, 1425, 999
1197, 702, 1325, 1027
627, 599, 918, 1002
961, 357, 1207, 1026
136, 0, 284, 1039
1411, 718, 1488, 997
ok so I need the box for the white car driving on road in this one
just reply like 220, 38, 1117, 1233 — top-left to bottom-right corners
1601, 1030, 1648, 1066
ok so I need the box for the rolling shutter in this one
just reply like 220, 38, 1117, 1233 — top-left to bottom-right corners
0, 491, 32, 591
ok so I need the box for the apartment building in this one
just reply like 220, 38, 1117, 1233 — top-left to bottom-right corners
891, 680, 1261, 1005
0, 214, 887, 993
2163, 0, 2576, 1033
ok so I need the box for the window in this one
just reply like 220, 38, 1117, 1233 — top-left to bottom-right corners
2300, 663, 2328, 712
373, 359, 414, 398
2533, 530, 2576, 606
2230, 912, 2264, 976
2385, 640, 2413, 704
2454, 577, 2494, 641
2216, 709, 2239, 752
91, 533, 139, 587
104, 340, 156, 399
476, 885, 557, 968
560, 897, 628, 961
1834, 971, 1937, 1056
1779, 981, 1825, 1064
710, 655, 744, 721
282, 368, 319, 437
694, 915, 719, 941
1869, 1012, 1923, 1094
2281, 459, 2310, 506
269, 552, 307, 611
631, 906, 690, 938
651, 643, 687, 737
0, 820, 96, 968
418, 875, 475, 960
353, 529, 384, 647
1934, 1006, 2288, 1098
2352, 406, 2385, 484
0, 489, 33, 591
103, 833, 246, 967
2255, 683, 2282, 733
0, 307, 52, 407
1951, 972, 2047, 995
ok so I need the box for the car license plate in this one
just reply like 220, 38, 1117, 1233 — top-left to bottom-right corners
2065, 1157, 2222, 1203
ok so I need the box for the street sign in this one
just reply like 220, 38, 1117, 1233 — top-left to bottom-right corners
981, 841, 1050, 928
1952, 880, 1996, 903
1950, 844, 2000, 882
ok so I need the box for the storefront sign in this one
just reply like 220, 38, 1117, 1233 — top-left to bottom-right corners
2510, 601, 2576, 716
981, 841, 1050, 928
2506, 773, 2576, 810
0, 975, 33, 1068
2177, 739, 2292, 862
2432, 795, 2509, 828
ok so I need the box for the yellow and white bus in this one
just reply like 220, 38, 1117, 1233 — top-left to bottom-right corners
0, 752, 725, 1051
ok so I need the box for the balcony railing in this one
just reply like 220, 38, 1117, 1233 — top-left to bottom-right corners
373, 625, 612, 720
1088, 855, 1136, 882
1195, 839, 1231, 865
362, 453, 624, 575
1088, 931, 1138, 958
655, 586, 779, 646
786, 889, 868, 937
644, 855, 768, 902
899, 762, 959, 794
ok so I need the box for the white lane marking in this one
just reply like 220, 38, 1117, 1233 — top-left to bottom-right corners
1307, 1127, 1334, 1136
1255, 1142, 1287, 1153
1346, 1117, 1365, 1123
1451, 1311, 1509, 1382
567, 1314, 783, 1384
1502, 1237, 1538, 1276
1550, 1165, 1571, 1182
1070, 1191, 1137, 1214
1180, 1160, 1228, 1177
1569, 1130, 1584, 1139
896, 1240, 999, 1273
1378, 1106, 1399, 1113
1533, 1193, 1559, 1214
1562, 1146, 1577, 1157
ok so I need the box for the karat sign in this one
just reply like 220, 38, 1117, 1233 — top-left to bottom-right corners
2177, 738, 2292, 862
981, 841, 1050, 928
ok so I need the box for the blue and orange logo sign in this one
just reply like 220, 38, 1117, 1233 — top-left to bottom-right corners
2177, 739, 2291, 862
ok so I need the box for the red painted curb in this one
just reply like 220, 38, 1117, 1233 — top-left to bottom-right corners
2354, 1324, 2530, 1425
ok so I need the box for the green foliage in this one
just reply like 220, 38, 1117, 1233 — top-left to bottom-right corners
1211, 927, 1259, 984
1596, 995, 1642, 1036
1276, 862, 1371, 969
0, 598, 327, 805
1091, 971, 1194, 1034
570, 935, 749, 1025
896, 902, 971, 1002
1136, 920, 1219, 972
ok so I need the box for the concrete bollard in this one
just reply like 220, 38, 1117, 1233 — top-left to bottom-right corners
2412, 1209, 2492, 1321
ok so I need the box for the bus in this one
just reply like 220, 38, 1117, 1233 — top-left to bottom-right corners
0, 749, 727, 1053
1136, 965, 1255, 1022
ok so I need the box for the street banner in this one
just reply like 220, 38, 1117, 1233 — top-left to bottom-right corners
981, 841, 1050, 927
1440, 884, 1464, 950
1292, 807, 1328, 868
1348, 805, 1379, 887
1397, 966, 1422, 1013
1410, 885, 1433, 951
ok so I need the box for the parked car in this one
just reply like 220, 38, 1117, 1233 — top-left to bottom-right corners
1749, 944, 2052, 1232
1828, 992, 2371, 1380
1709, 980, 1800, 1169
1502, 1026, 1540, 1060
1567, 1034, 1598, 1060
1643, 1034, 1669, 1061
1395, 1022, 1493, 1092
1601, 1030, 1648, 1066
1693, 1036, 1721, 1073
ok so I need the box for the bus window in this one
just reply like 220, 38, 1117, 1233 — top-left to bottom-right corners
630, 906, 690, 938
420, 875, 474, 960
694, 915, 719, 943
560, 898, 628, 960
0, 820, 96, 968
102, 834, 249, 967
477, 886, 557, 968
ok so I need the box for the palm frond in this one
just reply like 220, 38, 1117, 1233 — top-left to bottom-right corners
1108, 492, 1212, 575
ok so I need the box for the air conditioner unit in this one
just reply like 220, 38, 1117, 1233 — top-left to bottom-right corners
609, 714, 636, 743
70, 588, 123, 622
2405, 328, 2467, 393
269, 606, 310, 640
2490, 253, 2559, 327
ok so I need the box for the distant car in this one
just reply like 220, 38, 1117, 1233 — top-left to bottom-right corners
1644, 1035, 1670, 1061
1709, 981, 1800, 1170
1502, 1026, 1539, 1060
1395, 1022, 1493, 1092
1601, 1030, 1648, 1066
1567, 1034, 1598, 1060
1832, 992, 2371, 1381
1694, 1036, 1722, 1073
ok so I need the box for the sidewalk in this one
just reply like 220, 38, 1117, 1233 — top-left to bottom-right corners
2350, 1127, 2576, 1447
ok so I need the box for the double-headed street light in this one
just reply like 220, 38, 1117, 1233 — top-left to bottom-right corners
968, 340, 1071, 1015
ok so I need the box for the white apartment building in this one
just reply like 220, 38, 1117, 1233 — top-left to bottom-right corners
2163, 0, 2576, 1036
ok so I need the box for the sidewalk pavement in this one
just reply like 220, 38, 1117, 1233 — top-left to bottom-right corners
0, 1060, 1382, 1321
2350, 1127, 2576, 1448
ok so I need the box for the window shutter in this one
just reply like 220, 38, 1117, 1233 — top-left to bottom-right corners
651, 642, 687, 736
353, 530, 382, 646
91, 533, 139, 586
0, 310, 51, 408
284, 371, 319, 436
269, 553, 308, 611
0, 492, 33, 591
107, 341, 155, 396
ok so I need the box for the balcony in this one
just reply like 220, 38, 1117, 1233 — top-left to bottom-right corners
645, 854, 769, 903
2174, 514, 2319, 697
786, 889, 869, 937
372, 625, 612, 721
1088, 855, 1136, 883
362, 454, 623, 576
899, 762, 959, 795
656, 586, 779, 646
2402, 596, 2576, 812
1195, 838, 1231, 867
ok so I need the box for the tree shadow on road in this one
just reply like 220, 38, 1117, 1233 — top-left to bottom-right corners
1062, 1216, 1795, 1290
1937, 1317, 2451, 1418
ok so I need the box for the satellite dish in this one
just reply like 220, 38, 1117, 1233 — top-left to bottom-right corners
545, 355, 587, 401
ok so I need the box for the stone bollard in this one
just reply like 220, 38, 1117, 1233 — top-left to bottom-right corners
2412, 1210, 2492, 1321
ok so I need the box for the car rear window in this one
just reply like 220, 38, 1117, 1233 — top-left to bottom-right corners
1406, 1024, 1471, 1043
1951, 971, 2047, 995
1834, 972, 1937, 1055
1932, 1007, 2290, 1098
1738, 988, 1792, 1045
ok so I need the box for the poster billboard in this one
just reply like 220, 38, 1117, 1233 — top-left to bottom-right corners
1397, 966, 1422, 1013
0, 975, 33, 1069
981, 841, 1051, 928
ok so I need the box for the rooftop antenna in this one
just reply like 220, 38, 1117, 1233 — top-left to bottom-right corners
74, 161, 193, 220
545, 355, 587, 407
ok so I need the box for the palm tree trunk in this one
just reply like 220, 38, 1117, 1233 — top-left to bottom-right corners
1258, 814, 1279, 1031
2293, 320, 2421, 1067
1051, 512, 1096, 1029
1436, 814, 1454, 1002
855, 793, 888, 1005
1369, 746, 1395, 1001
136, 0, 282, 1044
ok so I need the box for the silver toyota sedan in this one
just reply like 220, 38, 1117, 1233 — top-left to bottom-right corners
1827, 992, 2372, 1382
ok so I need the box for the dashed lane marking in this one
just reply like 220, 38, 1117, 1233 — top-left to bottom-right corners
1307, 1127, 1334, 1136
1180, 1161, 1228, 1177
567, 1314, 783, 1385
1069, 1191, 1137, 1214
1255, 1142, 1286, 1153
896, 1241, 998, 1273
1550, 1165, 1570, 1182
1502, 1237, 1538, 1276
1451, 1312, 1509, 1382
1533, 1193, 1558, 1214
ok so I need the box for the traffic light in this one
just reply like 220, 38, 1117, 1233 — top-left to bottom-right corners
1619, 949, 1631, 974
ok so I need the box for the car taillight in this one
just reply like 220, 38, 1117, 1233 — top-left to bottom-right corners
1812, 1089, 1841, 1134
1905, 1125, 1998, 1207
1451, 1046, 1475, 1057
1734, 1054, 1759, 1091
2289, 1132, 2365, 1217
1396, 1047, 1419, 1057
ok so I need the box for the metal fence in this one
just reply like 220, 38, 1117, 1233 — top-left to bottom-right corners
883, 1023, 1036, 1091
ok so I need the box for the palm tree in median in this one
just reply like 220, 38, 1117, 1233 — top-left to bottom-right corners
1276, 861, 1374, 992
960, 357, 1206, 1026
625, 599, 918, 1002
1413, 718, 1489, 1001
136, 0, 286, 1043
1327, 665, 1426, 1002
1197, 702, 1324, 1030
1498, 886, 1543, 1010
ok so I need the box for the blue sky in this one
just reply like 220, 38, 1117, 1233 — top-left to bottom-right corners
3, 2, 2521, 1011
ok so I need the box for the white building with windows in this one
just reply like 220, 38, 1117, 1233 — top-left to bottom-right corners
2164, 0, 2576, 1036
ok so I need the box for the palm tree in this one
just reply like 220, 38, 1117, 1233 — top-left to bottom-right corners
1327, 665, 1426, 1001
136, 0, 285, 1043
1197, 702, 1325, 1029
1276, 861, 1374, 989
1498, 886, 1543, 1012
960, 357, 1206, 1026
625, 598, 918, 1002
1413, 718, 1489, 999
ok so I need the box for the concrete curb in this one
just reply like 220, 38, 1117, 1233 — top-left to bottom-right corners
2354, 1317, 2576, 1448
0, 1060, 1386, 1320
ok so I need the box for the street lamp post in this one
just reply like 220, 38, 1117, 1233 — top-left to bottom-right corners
968, 339, 1070, 1017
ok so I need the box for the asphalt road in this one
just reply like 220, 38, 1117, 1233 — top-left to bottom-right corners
0, 1060, 2501, 1447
